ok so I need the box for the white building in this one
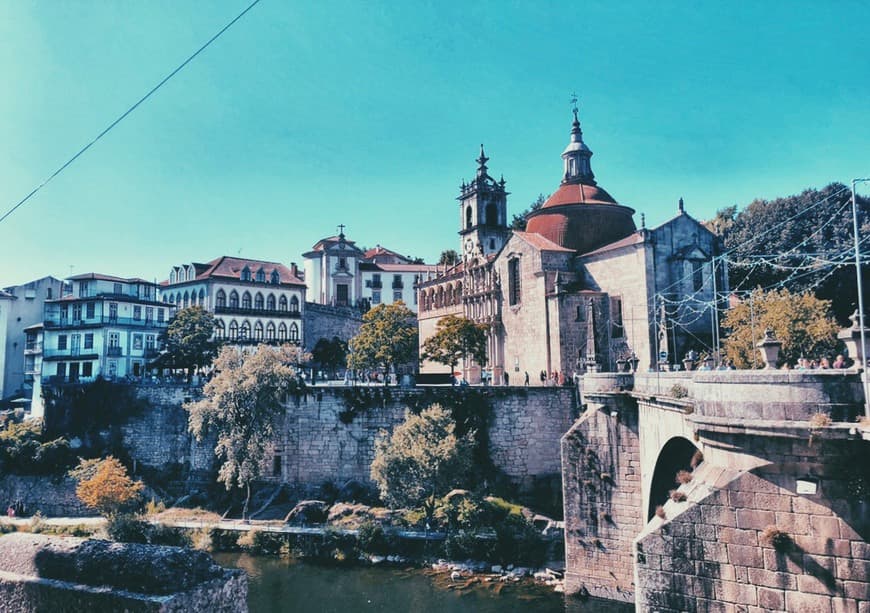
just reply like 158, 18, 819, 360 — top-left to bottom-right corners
0, 290, 12, 400
42, 273, 171, 383
303, 231, 437, 313
161, 256, 306, 345
23, 324, 44, 418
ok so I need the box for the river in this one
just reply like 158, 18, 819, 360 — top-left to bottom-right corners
215, 553, 633, 612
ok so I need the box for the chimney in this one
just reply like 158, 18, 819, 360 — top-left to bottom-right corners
291, 262, 298, 277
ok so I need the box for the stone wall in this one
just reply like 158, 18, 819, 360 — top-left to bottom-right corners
561, 380, 642, 603
124, 385, 576, 495
302, 302, 363, 349
0, 476, 92, 517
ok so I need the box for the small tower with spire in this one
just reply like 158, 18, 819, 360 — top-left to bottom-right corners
562, 95, 596, 185
457, 144, 510, 260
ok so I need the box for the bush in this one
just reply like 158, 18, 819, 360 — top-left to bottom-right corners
443, 531, 494, 561
357, 521, 391, 555
237, 529, 285, 555
106, 515, 190, 547
70, 456, 143, 517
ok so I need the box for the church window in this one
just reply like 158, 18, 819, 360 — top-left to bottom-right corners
216, 290, 226, 308
289, 323, 299, 342
229, 291, 239, 308
338, 257, 347, 270
508, 258, 521, 306
290, 296, 300, 313
242, 292, 252, 309
255, 293, 264, 310
278, 295, 288, 311
466, 206, 473, 229
610, 296, 624, 338
692, 261, 704, 292
267, 294, 276, 310
485, 202, 498, 226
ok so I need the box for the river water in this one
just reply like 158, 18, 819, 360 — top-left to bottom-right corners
215, 553, 633, 613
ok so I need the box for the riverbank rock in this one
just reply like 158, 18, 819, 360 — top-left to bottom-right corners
0, 532, 246, 611
284, 500, 329, 525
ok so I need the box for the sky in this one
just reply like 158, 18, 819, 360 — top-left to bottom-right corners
1, 0, 868, 287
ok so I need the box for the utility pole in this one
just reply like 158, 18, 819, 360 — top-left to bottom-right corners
852, 179, 869, 418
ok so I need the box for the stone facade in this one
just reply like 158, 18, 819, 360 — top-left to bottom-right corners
302, 302, 363, 350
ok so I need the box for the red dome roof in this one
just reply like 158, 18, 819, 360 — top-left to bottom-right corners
525, 181, 636, 254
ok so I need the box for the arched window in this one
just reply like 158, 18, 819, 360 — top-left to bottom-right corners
290, 296, 299, 313
241, 266, 251, 281
175, 292, 182, 305
289, 323, 299, 342
216, 290, 226, 308
240, 321, 251, 340
229, 291, 239, 308
242, 292, 252, 309
278, 323, 287, 340
256, 268, 265, 283
254, 321, 264, 340
229, 320, 238, 339
278, 296, 288, 311
169, 270, 176, 284
182, 291, 189, 308
214, 320, 225, 338
270, 270, 280, 284
466, 205, 473, 229
486, 202, 498, 226
255, 293, 264, 310
266, 294, 276, 310
198, 289, 206, 307
266, 322, 276, 341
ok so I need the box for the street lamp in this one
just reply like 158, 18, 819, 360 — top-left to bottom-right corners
852, 178, 870, 418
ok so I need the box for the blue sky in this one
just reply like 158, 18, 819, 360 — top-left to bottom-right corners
1, 1, 868, 286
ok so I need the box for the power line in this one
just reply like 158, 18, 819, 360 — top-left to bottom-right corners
0, 0, 263, 226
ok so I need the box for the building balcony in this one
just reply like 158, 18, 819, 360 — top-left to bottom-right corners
214, 305, 301, 319
366, 281, 383, 289
392, 282, 404, 290
44, 316, 168, 329
24, 342, 43, 354
42, 349, 99, 361
106, 346, 122, 357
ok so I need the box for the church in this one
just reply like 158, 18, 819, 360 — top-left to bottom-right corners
417, 109, 725, 382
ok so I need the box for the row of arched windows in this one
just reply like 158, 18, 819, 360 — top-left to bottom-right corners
214, 290, 299, 313
214, 319, 299, 342
419, 282, 462, 311
164, 288, 207, 309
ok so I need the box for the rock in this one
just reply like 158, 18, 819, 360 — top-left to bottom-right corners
284, 500, 329, 525
327, 502, 373, 527
443, 489, 471, 503
491, 565, 503, 573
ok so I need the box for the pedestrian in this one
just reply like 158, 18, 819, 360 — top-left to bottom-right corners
524, 371, 530, 386
540, 370, 546, 384
6, 505, 14, 518
833, 354, 847, 369
504, 372, 510, 386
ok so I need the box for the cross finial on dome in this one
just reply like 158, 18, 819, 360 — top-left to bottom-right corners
570, 91, 579, 123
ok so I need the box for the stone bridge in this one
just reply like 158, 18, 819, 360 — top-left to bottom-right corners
562, 370, 870, 611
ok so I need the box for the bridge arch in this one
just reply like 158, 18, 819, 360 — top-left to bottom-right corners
647, 435, 699, 521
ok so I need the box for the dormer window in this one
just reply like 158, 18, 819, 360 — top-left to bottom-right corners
241, 266, 252, 282
270, 270, 280, 284
256, 268, 265, 283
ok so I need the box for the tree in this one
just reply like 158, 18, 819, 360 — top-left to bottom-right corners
719, 183, 870, 324
438, 250, 460, 266
722, 288, 839, 369
702, 204, 737, 236
371, 404, 475, 522
160, 306, 219, 375
312, 336, 348, 379
185, 344, 306, 518
347, 302, 418, 379
510, 193, 548, 230
70, 456, 143, 517
421, 315, 489, 374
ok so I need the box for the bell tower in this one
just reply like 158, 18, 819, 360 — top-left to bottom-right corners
458, 145, 510, 261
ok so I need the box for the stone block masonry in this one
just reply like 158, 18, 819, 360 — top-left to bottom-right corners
123, 384, 576, 495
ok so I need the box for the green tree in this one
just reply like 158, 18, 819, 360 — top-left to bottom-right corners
703, 204, 737, 236
438, 250, 460, 266
371, 404, 475, 522
421, 315, 489, 374
721, 183, 870, 324
510, 193, 548, 230
185, 344, 306, 518
347, 302, 418, 379
312, 336, 348, 379
160, 306, 219, 375
722, 288, 839, 369
70, 456, 143, 517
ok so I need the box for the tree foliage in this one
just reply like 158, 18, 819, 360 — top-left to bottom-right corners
71, 456, 143, 517
370, 404, 475, 521
722, 288, 839, 369
0, 419, 71, 475
421, 315, 489, 372
510, 193, 548, 230
185, 344, 306, 517
438, 250, 460, 266
347, 302, 418, 375
159, 306, 219, 373
312, 336, 348, 378
714, 183, 870, 324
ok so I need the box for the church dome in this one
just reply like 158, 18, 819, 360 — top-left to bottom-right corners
525, 110, 636, 254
